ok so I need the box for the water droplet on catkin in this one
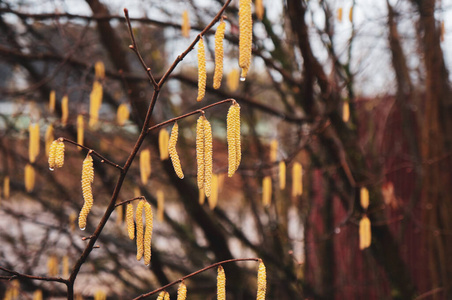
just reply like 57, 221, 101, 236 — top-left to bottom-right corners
49, 167, 54, 171
80, 227, 86, 231
240, 76, 246, 82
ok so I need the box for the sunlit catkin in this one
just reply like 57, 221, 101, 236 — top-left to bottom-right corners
61, 95, 69, 127
116, 204, 123, 225
24, 164, 35, 192
89, 81, 103, 128
62, 255, 69, 278
196, 116, 205, 189
163, 291, 170, 300
279, 161, 286, 190
213, 19, 226, 89
144, 201, 153, 265
47, 255, 58, 276
199, 188, 205, 205
337, 7, 343, 22
360, 187, 369, 210
94, 61, 105, 79
203, 117, 213, 197
157, 189, 164, 222
262, 176, 272, 207
217, 265, 226, 300
79, 153, 94, 230
208, 174, 219, 210
359, 215, 371, 250
156, 291, 166, 300
197, 37, 206, 101
182, 10, 190, 38
55, 140, 65, 168
45, 125, 54, 157
349, 6, 353, 22
29, 123, 40, 163
3, 176, 10, 199
177, 282, 187, 300
292, 162, 303, 197
77, 115, 84, 150
49, 90, 56, 113
126, 203, 135, 239
159, 129, 170, 160
69, 212, 77, 232
33, 289, 43, 300
269, 139, 278, 162
227, 69, 240, 92
140, 149, 151, 185
257, 260, 267, 300
169, 122, 184, 179
116, 103, 130, 126
136, 200, 145, 261
239, 0, 252, 79
227, 103, 241, 177
255, 0, 264, 20
94, 290, 106, 300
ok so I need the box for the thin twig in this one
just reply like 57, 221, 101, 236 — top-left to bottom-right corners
0, 267, 69, 284
115, 196, 146, 207
146, 98, 235, 133
133, 258, 260, 300
60, 138, 123, 171
124, 9, 159, 89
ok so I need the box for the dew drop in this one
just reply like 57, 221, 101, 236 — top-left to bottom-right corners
240, 76, 246, 82
145, 263, 150, 267
334, 227, 341, 234
49, 167, 55, 171
80, 227, 86, 231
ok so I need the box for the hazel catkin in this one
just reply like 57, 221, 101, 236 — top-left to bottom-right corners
126, 203, 135, 240
159, 129, 170, 160
262, 176, 272, 207
182, 10, 190, 38
140, 149, 151, 185
227, 103, 241, 177
168, 122, 184, 179
292, 162, 303, 197
279, 161, 286, 190
49, 90, 56, 113
117, 103, 130, 126
217, 265, 226, 300
143, 201, 153, 266
213, 19, 226, 89
136, 200, 145, 261
359, 215, 371, 250
239, 0, 252, 80
24, 163, 35, 192
61, 95, 69, 127
256, 260, 267, 300
360, 187, 369, 210
77, 114, 84, 149
28, 123, 40, 163
196, 116, 205, 190
197, 37, 206, 102
89, 81, 103, 128
45, 125, 54, 157
177, 282, 187, 300
203, 117, 213, 197
79, 153, 94, 230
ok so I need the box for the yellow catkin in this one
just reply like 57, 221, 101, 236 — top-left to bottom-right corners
213, 19, 226, 89
227, 69, 240, 92
196, 116, 205, 190
49, 90, 56, 113
359, 215, 371, 250
47, 255, 58, 276
159, 129, 170, 160
116, 204, 123, 225
349, 6, 353, 22
136, 200, 145, 261
199, 188, 205, 205
61, 95, 69, 127
342, 101, 350, 122
24, 163, 35, 192
227, 103, 241, 177
94, 61, 105, 79
279, 161, 286, 190
62, 255, 69, 278
69, 212, 77, 232
45, 125, 54, 157
360, 187, 369, 210
164, 291, 170, 300
337, 7, 343, 22
140, 149, 151, 185
116, 103, 130, 126
255, 0, 264, 20
218, 173, 225, 191
197, 37, 206, 102
89, 81, 103, 128
3, 176, 10, 199
182, 10, 190, 38
157, 189, 164, 222
168, 122, 184, 179
177, 282, 187, 300
10, 279, 19, 299
33, 289, 43, 300
156, 291, 166, 300
55, 140, 65, 168
269, 139, 278, 162
203, 117, 213, 197
292, 162, 303, 197
75, 294, 84, 300
217, 265, 226, 300
126, 203, 135, 240
77, 115, 84, 150
48, 140, 58, 169
144, 201, 153, 265
29, 123, 40, 163
239, 0, 252, 79
257, 260, 266, 300
208, 174, 219, 210
79, 153, 94, 230
94, 290, 106, 300
262, 176, 272, 206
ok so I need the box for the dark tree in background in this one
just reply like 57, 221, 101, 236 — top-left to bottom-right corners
1, 0, 452, 299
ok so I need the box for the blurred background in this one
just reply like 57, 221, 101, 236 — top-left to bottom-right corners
1, 0, 451, 299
